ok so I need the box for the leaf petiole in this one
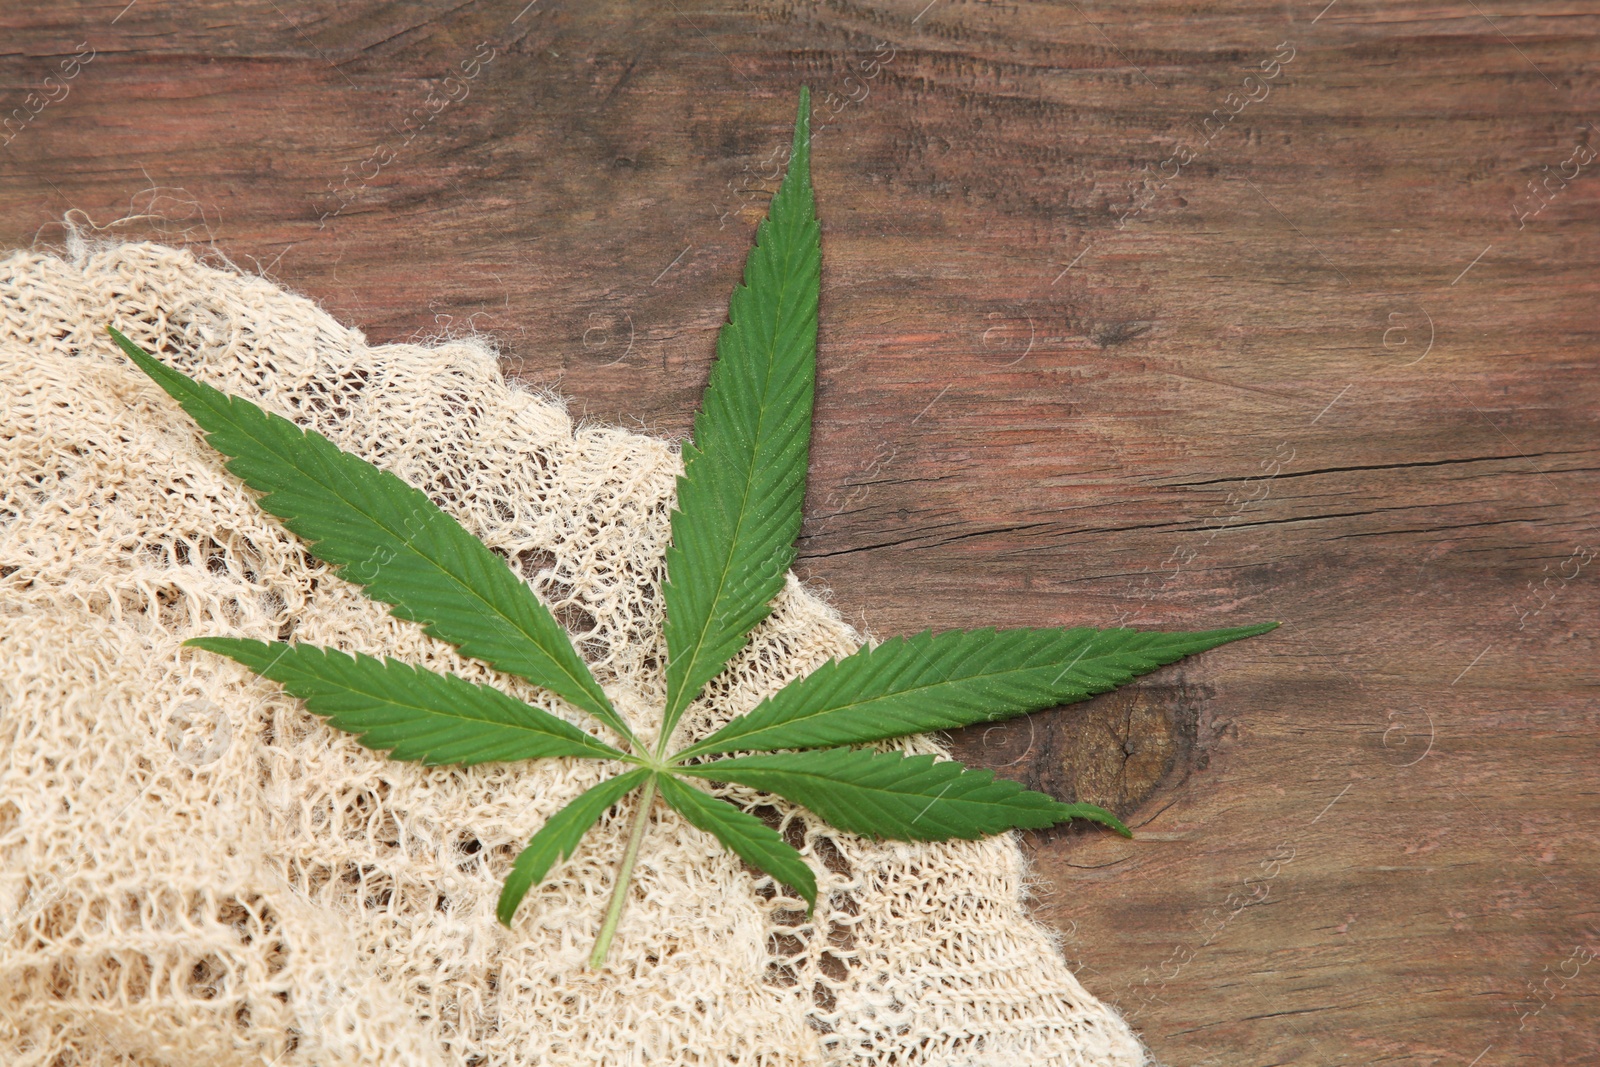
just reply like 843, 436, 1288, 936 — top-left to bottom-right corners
589, 772, 660, 969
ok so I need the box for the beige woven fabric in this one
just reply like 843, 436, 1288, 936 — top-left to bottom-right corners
0, 239, 1148, 1067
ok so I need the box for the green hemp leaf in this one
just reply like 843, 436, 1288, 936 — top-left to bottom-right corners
111, 86, 1276, 969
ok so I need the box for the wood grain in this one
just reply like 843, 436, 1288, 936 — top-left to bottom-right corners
4, 1, 1597, 1063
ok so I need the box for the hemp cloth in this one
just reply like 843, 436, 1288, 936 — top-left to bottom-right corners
0, 239, 1149, 1067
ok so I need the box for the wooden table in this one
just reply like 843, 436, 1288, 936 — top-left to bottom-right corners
4, 2, 1596, 1063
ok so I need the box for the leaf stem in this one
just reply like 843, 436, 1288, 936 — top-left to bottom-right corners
589, 772, 659, 969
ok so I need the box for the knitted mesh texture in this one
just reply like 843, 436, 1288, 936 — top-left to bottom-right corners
0, 240, 1148, 1067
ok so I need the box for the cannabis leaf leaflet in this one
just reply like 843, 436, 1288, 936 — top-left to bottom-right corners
679, 748, 1129, 840
113, 85, 1276, 969
658, 83, 820, 753
655, 773, 819, 910
496, 768, 652, 927
111, 332, 634, 748
676, 624, 1277, 758
185, 638, 626, 765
